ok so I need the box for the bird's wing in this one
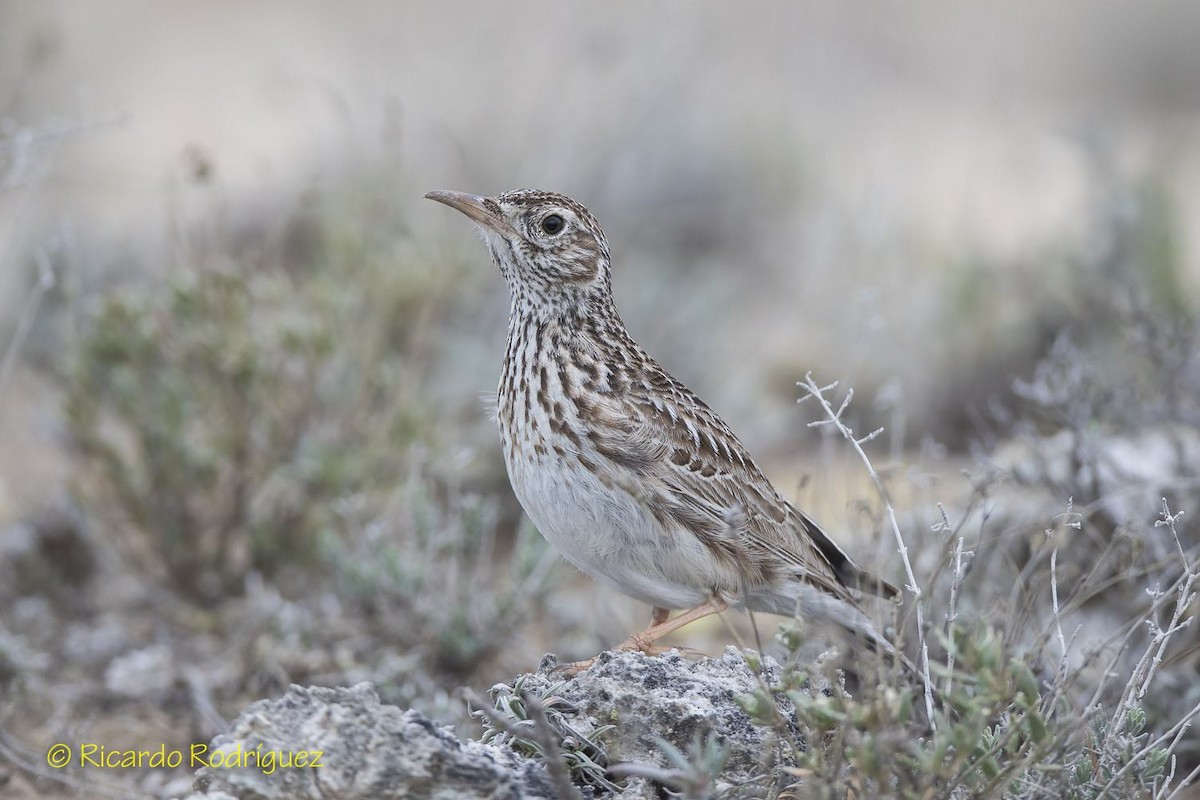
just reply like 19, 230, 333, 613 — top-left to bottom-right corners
571, 365, 898, 602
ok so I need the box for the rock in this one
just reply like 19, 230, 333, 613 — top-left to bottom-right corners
104, 643, 176, 698
992, 424, 1200, 527
180, 652, 816, 800
506, 647, 804, 795
182, 649, 812, 800
182, 682, 556, 800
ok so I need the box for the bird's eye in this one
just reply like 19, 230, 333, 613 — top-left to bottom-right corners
540, 214, 565, 235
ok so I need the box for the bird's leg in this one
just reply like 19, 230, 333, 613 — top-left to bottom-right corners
619, 597, 728, 653
554, 598, 728, 677
627, 606, 684, 657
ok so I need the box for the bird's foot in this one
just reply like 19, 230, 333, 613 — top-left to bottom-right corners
613, 632, 704, 660
553, 638, 708, 677
552, 656, 597, 677
552, 599, 728, 677
551, 639, 663, 677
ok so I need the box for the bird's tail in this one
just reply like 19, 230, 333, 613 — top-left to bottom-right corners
791, 506, 901, 600
757, 582, 937, 723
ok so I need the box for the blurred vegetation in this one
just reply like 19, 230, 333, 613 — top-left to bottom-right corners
11, 184, 560, 734
734, 612, 1182, 799
476, 673, 622, 795
63, 194, 459, 599
322, 472, 557, 680
4, 6, 1200, 797
3, 122, 1199, 800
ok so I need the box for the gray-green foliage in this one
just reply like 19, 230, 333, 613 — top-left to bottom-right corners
64, 198, 458, 599
729, 615, 1181, 800
321, 480, 557, 678
478, 673, 621, 794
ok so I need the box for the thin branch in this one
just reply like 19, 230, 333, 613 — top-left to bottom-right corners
941, 513, 971, 706
0, 248, 55, 416
1165, 758, 1200, 800
1096, 698, 1200, 799
797, 372, 935, 729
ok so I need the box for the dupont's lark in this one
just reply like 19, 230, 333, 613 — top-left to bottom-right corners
427, 188, 901, 670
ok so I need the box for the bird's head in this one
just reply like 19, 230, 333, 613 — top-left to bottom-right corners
425, 188, 613, 316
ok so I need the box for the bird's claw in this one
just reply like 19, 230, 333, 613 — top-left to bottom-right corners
551, 639, 709, 677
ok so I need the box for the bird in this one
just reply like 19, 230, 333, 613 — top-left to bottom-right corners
425, 188, 903, 672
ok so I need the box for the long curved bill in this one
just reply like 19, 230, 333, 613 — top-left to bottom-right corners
424, 190, 511, 234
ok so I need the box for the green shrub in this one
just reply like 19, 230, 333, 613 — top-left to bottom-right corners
63, 200, 462, 600
320, 473, 558, 680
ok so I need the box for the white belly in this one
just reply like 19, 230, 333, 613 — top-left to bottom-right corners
504, 448, 714, 610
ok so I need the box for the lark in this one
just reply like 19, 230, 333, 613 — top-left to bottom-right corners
426, 188, 901, 669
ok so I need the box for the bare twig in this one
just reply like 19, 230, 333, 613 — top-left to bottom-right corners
0, 247, 55, 415
1097, 698, 1200, 799
1091, 499, 1199, 796
1156, 754, 1177, 800
941, 519, 971, 704
1046, 497, 1081, 677
0, 114, 125, 411
1113, 501, 1196, 722
797, 372, 935, 728
1165, 758, 1200, 800
930, 502, 972, 706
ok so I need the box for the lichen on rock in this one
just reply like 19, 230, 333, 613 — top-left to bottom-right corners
183, 648, 816, 799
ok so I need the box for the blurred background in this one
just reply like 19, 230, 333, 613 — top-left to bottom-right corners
2, 2, 1199, 797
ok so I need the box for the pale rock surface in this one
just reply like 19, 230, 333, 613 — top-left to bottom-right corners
181, 648, 811, 799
